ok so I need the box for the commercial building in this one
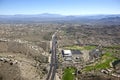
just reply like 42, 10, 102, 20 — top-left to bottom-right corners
61, 50, 83, 62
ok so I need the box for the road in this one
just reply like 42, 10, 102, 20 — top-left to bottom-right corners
46, 32, 57, 80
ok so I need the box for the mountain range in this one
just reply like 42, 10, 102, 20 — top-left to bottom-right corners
0, 13, 120, 24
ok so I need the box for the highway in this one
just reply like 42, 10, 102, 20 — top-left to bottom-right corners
46, 32, 57, 80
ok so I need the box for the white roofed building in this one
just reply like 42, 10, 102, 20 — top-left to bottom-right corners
62, 50, 72, 61
61, 50, 83, 62
62, 50, 72, 57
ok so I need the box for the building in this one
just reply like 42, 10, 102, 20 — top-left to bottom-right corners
89, 48, 102, 60
112, 60, 120, 74
61, 50, 83, 62
62, 50, 72, 61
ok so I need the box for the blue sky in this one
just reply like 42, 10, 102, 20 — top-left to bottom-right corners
0, 0, 120, 15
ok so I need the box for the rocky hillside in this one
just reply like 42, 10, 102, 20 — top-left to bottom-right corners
0, 40, 48, 80
58, 24, 120, 47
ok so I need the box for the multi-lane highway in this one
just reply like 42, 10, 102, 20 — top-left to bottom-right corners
46, 32, 57, 80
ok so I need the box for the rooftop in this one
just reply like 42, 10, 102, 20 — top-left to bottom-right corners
62, 50, 72, 57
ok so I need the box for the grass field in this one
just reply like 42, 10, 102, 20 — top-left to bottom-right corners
64, 45, 96, 50
62, 67, 76, 80
83, 51, 118, 71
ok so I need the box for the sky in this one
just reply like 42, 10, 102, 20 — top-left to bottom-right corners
0, 0, 120, 15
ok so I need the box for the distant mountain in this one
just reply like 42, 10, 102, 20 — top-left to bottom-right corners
0, 14, 120, 19
0, 13, 64, 18
76, 14, 120, 19
37, 13, 63, 17
94, 16, 120, 25
0, 14, 120, 24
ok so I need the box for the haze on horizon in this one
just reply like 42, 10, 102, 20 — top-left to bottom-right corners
0, 0, 120, 15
